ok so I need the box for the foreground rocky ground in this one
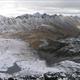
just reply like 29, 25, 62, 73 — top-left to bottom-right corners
1, 70, 80, 80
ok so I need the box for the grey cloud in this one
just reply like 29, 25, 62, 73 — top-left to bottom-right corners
0, 0, 80, 16
14, 0, 80, 15
16, 0, 80, 9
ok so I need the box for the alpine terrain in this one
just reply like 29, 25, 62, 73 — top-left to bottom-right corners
0, 13, 80, 79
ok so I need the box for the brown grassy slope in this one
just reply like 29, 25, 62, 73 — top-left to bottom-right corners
0, 24, 80, 49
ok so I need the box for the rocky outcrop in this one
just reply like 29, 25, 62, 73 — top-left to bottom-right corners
36, 37, 80, 65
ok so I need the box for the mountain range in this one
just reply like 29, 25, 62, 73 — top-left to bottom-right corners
0, 13, 80, 79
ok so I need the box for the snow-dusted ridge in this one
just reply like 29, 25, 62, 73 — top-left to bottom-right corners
0, 13, 80, 34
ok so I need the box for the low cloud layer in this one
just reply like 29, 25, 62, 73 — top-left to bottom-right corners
0, 0, 80, 16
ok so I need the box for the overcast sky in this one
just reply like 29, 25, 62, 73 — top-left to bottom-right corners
0, 0, 80, 17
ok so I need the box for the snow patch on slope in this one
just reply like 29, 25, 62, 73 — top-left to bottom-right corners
0, 38, 38, 71
0, 38, 66, 77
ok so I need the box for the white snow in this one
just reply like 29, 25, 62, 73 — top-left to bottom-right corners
0, 38, 80, 78
0, 38, 37, 70
0, 37, 65, 78
39, 39, 49, 48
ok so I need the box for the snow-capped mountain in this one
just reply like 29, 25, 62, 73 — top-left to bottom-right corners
0, 13, 80, 79
0, 13, 80, 35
